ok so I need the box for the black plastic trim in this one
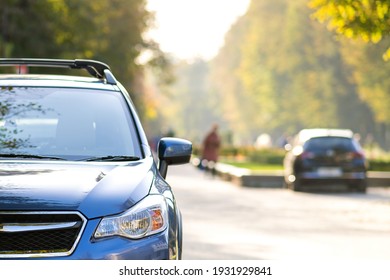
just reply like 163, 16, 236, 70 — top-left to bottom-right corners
0, 58, 117, 85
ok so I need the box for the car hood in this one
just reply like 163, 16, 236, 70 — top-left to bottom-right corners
0, 157, 155, 219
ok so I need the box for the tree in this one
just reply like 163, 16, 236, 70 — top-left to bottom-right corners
309, 0, 390, 60
209, 0, 376, 145
0, 0, 63, 57
211, 13, 252, 143
0, 0, 165, 120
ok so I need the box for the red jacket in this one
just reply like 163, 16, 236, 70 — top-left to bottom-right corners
202, 131, 220, 162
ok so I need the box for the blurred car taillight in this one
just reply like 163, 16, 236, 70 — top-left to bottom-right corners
346, 151, 365, 160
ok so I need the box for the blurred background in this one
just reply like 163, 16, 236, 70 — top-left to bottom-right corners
1, 0, 390, 167
2, 0, 390, 261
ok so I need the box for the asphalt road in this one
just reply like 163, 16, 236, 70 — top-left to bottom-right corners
166, 164, 390, 260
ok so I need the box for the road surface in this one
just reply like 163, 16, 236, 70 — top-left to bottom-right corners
166, 164, 390, 260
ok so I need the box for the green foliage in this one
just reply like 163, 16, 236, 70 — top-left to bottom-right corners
209, 0, 389, 149
309, 0, 390, 60
149, 59, 223, 142
218, 146, 285, 166
220, 147, 390, 171
340, 38, 390, 125
219, 161, 283, 171
0, 0, 165, 118
247, 148, 286, 165
210, 14, 250, 141
368, 159, 390, 171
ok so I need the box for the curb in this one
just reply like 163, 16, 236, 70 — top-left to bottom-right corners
214, 163, 390, 188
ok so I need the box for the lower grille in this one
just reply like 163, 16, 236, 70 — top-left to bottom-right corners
0, 211, 86, 258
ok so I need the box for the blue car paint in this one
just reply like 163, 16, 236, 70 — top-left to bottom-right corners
0, 158, 153, 217
0, 59, 191, 260
0, 155, 181, 260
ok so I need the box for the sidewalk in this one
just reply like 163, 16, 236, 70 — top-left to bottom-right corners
214, 162, 390, 188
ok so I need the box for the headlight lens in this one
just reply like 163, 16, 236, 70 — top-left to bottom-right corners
94, 195, 168, 239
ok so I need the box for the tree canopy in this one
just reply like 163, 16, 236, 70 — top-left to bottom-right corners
0, 0, 163, 118
2, 0, 390, 149
207, 0, 388, 148
309, 0, 390, 59
152, 0, 389, 149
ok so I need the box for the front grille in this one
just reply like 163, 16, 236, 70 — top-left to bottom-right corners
0, 211, 86, 258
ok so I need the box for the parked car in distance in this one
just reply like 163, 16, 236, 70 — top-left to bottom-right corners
0, 58, 192, 259
283, 128, 368, 192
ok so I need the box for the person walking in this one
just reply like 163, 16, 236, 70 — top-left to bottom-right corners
201, 124, 221, 175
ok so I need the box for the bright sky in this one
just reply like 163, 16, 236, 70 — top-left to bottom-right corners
146, 0, 251, 61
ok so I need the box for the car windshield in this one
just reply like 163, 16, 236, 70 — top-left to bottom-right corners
0, 86, 142, 160
303, 137, 358, 153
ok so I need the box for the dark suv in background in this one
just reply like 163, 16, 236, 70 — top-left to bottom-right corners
0, 58, 192, 259
283, 128, 368, 192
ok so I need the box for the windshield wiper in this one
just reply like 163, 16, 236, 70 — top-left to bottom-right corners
82, 155, 141, 162
0, 153, 66, 160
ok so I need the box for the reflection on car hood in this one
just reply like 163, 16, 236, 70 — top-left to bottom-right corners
0, 157, 155, 219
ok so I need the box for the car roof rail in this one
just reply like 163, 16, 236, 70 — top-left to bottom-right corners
0, 58, 117, 85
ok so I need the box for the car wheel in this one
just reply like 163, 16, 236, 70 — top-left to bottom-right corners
291, 177, 303, 192
356, 179, 367, 193
349, 179, 367, 193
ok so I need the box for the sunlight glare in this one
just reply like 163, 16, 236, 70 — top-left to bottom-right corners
146, 0, 250, 60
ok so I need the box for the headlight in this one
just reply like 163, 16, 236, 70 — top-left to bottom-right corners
94, 195, 168, 239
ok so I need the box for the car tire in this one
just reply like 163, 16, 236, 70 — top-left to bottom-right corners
356, 179, 367, 193
291, 177, 303, 192
349, 179, 367, 193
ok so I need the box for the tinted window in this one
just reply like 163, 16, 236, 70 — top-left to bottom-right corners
304, 137, 357, 153
0, 87, 141, 159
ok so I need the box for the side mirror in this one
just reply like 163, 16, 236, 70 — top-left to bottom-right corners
157, 137, 192, 178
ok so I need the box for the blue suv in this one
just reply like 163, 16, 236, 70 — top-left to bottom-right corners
0, 59, 192, 259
